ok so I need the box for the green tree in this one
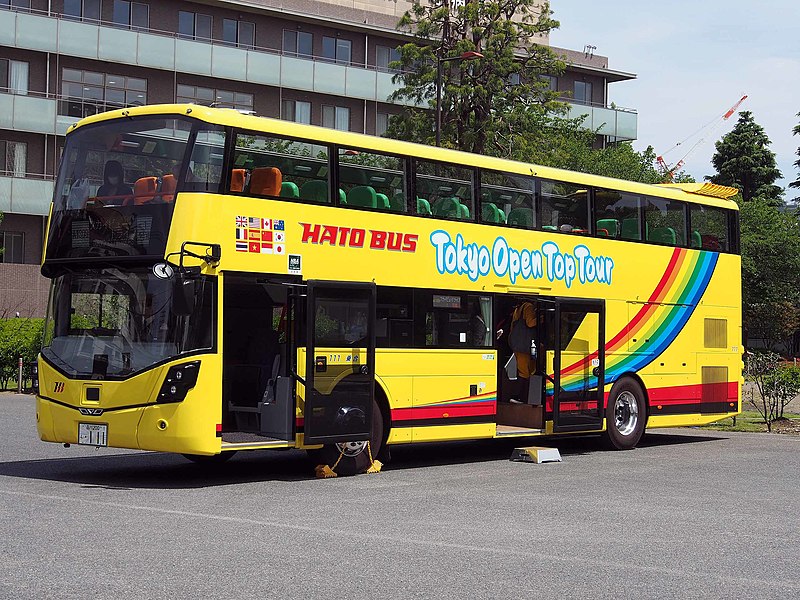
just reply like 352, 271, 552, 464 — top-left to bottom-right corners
389, 0, 566, 156
789, 111, 800, 205
739, 198, 800, 350
706, 111, 783, 204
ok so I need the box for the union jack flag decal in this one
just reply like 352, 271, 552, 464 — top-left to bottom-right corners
235, 216, 247, 228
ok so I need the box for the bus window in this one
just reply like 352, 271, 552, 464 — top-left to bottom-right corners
231, 132, 330, 202
416, 160, 474, 221
415, 291, 491, 348
338, 148, 406, 212
376, 287, 413, 347
644, 197, 685, 247
540, 180, 589, 234
183, 128, 225, 193
480, 171, 536, 228
689, 204, 730, 252
595, 189, 642, 241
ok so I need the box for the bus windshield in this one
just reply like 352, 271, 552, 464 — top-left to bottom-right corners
44, 116, 225, 265
42, 267, 215, 379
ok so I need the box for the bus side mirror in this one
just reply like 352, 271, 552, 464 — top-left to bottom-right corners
173, 275, 197, 316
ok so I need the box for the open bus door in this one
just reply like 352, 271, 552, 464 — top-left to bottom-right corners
552, 298, 605, 433
302, 281, 376, 445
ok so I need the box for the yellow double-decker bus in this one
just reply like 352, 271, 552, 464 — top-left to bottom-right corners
36, 104, 742, 475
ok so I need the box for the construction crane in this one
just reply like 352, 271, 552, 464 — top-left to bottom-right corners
656, 94, 748, 181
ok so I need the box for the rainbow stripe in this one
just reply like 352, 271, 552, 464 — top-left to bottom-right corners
561, 248, 718, 391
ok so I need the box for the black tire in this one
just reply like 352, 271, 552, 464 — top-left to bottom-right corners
308, 399, 385, 476
182, 451, 237, 464
603, 378, 647, 450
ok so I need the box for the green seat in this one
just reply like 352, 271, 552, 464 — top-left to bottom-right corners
458, 203, 470, 220
482, 202, 503, 224
347, 185, 378, 208
621, 217, 642, 240
376, 193, 390, 210
508, 208, 533, 228
649, 226, 677, 246
280, 181, 299, 199
390, 193, 407, 213
417, 197, 432, 216
433, 197, 461, 218
300, 180, 329, 203
542, 225, 557, 231
691, 230, 702, 249
339, 189, 347, 205
596, 218, 619, 238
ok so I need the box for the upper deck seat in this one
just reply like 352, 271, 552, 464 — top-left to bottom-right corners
347, 186, 378, 208
596, 218, 619, 238
432, 197, 460, 219
300, 179, 329, 203
131, 176, 158, 205
375, 192, 390, 210
507, 207, 533, 228
482, 202, 504, 224
230, 169, 246, 192
649, 226, 677, 245
250, 167, 282, 196
416, 197, 432, 216
160, 174, 177, 203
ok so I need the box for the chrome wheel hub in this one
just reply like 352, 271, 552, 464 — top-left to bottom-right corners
336, 440, 368, 457
614, 391, 639, 436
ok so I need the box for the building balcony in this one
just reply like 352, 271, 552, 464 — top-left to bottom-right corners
0, 173, 54, 216
566, 102, 638, 142
0, 7, 402, 105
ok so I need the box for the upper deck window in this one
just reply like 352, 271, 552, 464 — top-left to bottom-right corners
231, 132, 330, 203
44, 116, 225, 265
689, 204, 731, 252
415, 160, 474, 221
480, 171, 536, 228
595, 189, 642, 241
540, 180, 589, 235
338, 148, 406, 213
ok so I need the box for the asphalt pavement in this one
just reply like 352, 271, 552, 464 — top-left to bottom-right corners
1, 393, 798, 599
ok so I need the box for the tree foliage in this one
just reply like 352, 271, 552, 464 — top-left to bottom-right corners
0, 317, 43, 390
745, 351, 800, 430
707, 111, 783, 204
738, 198, 800, 350
390, 0, 566, 156
789, 111, 800, 205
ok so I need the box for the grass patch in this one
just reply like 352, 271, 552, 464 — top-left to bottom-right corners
700, 410, 800, 433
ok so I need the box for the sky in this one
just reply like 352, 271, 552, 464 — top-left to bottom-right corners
550, 1, 800, 193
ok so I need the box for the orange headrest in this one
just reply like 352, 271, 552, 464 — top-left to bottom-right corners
231, 169, 246, 192
133, 176, 158, 205
249, 167, 282, 197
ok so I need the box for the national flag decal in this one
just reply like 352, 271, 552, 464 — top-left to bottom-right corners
234, 215, 288, 255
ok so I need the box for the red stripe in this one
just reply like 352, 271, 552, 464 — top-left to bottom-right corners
391, 400, 496, 422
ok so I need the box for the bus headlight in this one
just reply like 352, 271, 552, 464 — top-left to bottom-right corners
157, 361, 200, 403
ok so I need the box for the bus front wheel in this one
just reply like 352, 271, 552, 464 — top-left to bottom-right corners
309, 400, 385, 476
603, 378, 646, 450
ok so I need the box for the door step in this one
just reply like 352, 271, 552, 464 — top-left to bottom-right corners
495, 424, 544, 437
510, 446, 562, 463
221, 431, 293, 449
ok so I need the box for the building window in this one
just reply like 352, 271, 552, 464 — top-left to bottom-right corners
376, 45, 400, 72
177, 84, 253, 111
541, 75, 558, 91
61, 68, 147, 117
0, 59, 28, 95
283, 30, 312, 58
178, 11, 213, 41
322, 36, 351, 65
63, 0, 101, 21
113, 0, 148, 30
376, 112, 389, 136
0, 1, 32, 12
0, 231, 24, 264
574, 80, 593, 104
223, 19, 255, 49
322, 105, 350, 131
281, 100, 311, 124
0, 140, 27, 177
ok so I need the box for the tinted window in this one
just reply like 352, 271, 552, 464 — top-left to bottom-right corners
231, 132, 330, 202
414, 291, 492, 348
480, 171, 536, 228
540, 180, 589, 234
595, 189, 642, 240
644, 197, 686, 247
690, 204, 731, 252
416, 160, 474, 221
338, 148, 406, 212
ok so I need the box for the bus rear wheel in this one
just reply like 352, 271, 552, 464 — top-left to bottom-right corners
309, 400, 384, 476
603, 378, 646, 450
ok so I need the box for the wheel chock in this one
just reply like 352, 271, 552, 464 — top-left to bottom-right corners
510, 446, 562, 464
366, 460, 383, 474
315, 464, 338, 478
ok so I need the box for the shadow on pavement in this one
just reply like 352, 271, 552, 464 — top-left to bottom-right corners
0, 429, 724, 489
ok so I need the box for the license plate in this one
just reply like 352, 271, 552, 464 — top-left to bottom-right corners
78, 423, 108, 447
